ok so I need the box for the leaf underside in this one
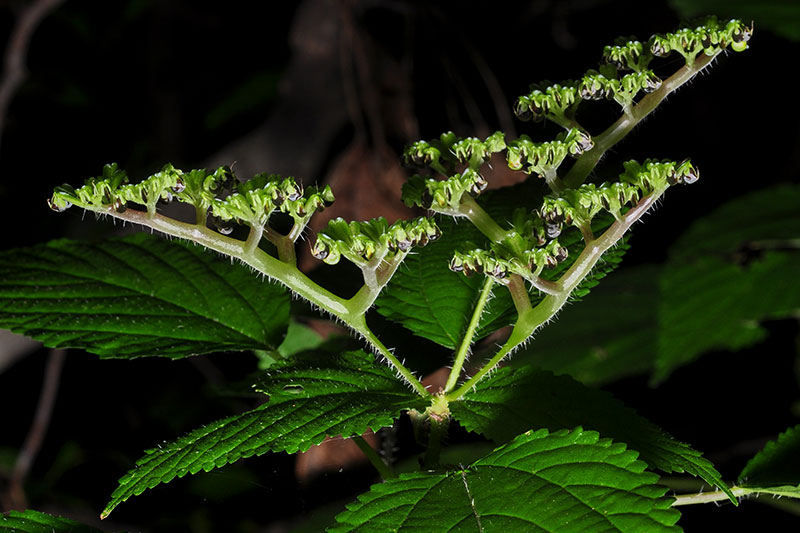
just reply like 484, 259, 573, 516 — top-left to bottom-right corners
738, 424, 800, 497
449, 366, 732, 500
331, 427, 681, 532
103, 350, 426, 518
377, 180, 627, 349
0, 233, 290, 358
0, 509, 101, 532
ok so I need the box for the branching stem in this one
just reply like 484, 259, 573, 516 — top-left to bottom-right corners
244, 226, 263, 255
447, 188, 665, 399
274, 235, 297, 265
80, 205, 432, 398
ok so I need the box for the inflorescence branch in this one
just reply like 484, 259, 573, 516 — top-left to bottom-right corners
48, 16, 750, 412
446, 176, 680, 400
395, 16, 749, 400
48, 163, 434, 398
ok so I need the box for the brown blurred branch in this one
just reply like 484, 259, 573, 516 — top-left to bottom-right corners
0, 329, 40, 375
0, 0, 65, 155
1, 348, 66, 511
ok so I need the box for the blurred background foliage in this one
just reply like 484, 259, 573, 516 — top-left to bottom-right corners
0, 0, 799, 531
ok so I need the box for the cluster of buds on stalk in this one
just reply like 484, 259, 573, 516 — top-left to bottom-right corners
210, 173, 333, 234
513, 82, 579, 128
511, 17, 752, 127
402, 131, 507, 212
506, 128, 594, 177
311, 217, 441, 267
49, 163, 334, 239
650, 17, 753, 63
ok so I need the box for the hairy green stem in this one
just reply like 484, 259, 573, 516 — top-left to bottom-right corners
672, 487, 757, 507
447, 188, 666, 399
522, 273, 561, 295
446, 294, 559, 400
244, 226, 263, 255
376, 252, 408, 287
458, 195, 508, 243
445, 277, 494, 393
83, 206, 431, 398
274, 235, 297, 265
194, 205, 207, 226
348, 251, 409, 317
351, 317, 431, 398
352, 435, 396, 480
421, 415, 449, 468
671, 486, 800, 507
671, 487, 749, 506
564, 51, 718, 189
287, 219, 308, 243
106, 207, 350, 314
543, 168, 564, 194
506, 274, 533, 313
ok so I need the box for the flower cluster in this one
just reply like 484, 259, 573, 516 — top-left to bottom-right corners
311, 217, 441, 267
506, 129, 594, 176
401, 131, 507, 211
211, 173, 334, 231
650, 17, 753, 63
513, 82, 580, 127
49, 164, 334, 237
404, 131, 506, 176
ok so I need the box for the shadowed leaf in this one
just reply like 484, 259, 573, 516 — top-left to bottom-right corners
0, 234, 290, 358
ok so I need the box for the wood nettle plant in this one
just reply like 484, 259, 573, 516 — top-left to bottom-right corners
2, 15, 799, 532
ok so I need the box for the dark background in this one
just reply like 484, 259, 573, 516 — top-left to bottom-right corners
0, 0, 798, 531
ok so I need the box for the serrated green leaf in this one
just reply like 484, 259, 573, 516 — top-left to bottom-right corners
103, 350, 426, 518
0, 509, 101, 532
376, 180, 627, 349
331, 427, 681, 532
654, 184, 800, 381
449, 365, 732, 501
0, 234, 289, 358
738, 424, 800, 497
